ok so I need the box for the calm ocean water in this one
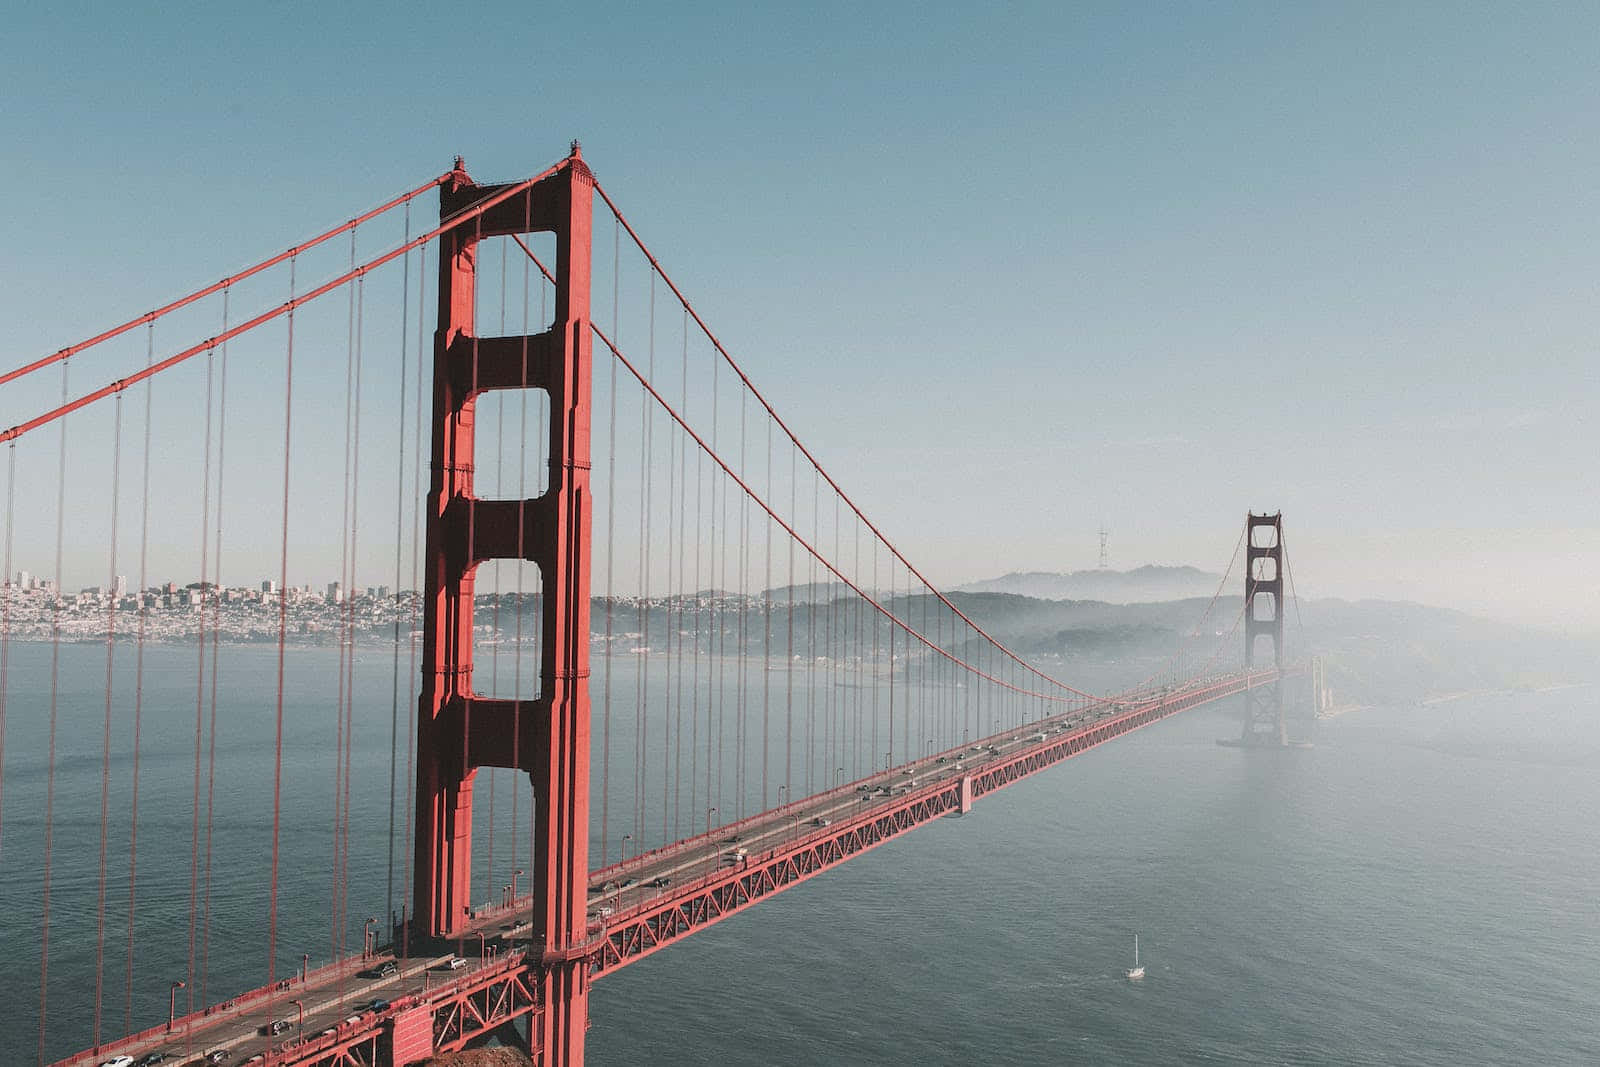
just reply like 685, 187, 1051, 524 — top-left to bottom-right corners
586, 685, 1600, 1066
2, 641, 1596, 1064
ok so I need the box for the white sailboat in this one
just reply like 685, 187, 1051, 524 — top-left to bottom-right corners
1125, 933, 1145, 980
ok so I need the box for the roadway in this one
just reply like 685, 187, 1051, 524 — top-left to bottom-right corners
66, 675, 1237, 1067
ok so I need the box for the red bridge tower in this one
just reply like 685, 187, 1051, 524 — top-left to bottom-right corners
1240, 511, 1286, 745
414, 145, 594, 1062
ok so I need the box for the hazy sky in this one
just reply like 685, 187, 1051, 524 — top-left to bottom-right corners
2, 2, 1595, 634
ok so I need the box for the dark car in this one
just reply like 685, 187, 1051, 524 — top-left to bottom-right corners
360, 960, 398, 979
647, 875, 671, 888
261, 1019, 291, 1036
135, 1055, 172, 1067
365, 998, 391, 1013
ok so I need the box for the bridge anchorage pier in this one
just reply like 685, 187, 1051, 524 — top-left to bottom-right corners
412, 143, 595, 1065
1219, 511, 1313, 749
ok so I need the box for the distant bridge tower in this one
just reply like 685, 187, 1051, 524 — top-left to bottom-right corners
1240, 512, 1286, 745
414, 145, 594, 1063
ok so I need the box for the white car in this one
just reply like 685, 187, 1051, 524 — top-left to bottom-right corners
100, 1058, 135, 1067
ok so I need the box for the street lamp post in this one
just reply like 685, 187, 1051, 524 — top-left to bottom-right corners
363, 917, 378, 960
474, 931, 486, 960
777, 785, 787, 808
705, 807, 718, 877
512, 867, 524, 903
835, 766, 843, 789
290, 998, 304, 1039
622, 833, 632, 865
301, 953, 310, 984
168, 979, 185, 1032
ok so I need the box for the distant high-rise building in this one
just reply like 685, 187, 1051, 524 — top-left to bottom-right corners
377, 585, 391, 599
16, 570, 32, 590
327, 581, 343, 604
261, 579, 278, 595
114, 575, 128, 597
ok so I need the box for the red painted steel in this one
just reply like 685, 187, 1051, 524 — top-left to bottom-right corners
413, 143, 594, 1066
36, 156, 1306, 1067
0, 162, 564, 446
1241, 513, 1287, 744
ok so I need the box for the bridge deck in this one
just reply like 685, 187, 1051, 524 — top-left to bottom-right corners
57, 669, 1276, 1067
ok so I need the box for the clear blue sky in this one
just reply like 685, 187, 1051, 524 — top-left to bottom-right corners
2, 2, 1595, 632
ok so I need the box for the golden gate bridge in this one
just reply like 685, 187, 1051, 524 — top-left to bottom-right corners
0, 144, 1306, 1066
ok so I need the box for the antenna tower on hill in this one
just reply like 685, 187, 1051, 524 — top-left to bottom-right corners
1098, 526, 1109, 569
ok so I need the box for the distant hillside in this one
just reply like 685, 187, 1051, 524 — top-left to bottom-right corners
954, 565, 1222, 604
940, 591, 1596, 704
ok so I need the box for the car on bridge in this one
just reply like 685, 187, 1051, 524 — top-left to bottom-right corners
359, 960, 398, 979
97, 1057, 134, 1067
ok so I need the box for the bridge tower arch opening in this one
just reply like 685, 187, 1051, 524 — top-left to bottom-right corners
414, 144, 594, 1064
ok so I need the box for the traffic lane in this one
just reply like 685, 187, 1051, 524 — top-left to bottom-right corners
116, 954, 450, 1064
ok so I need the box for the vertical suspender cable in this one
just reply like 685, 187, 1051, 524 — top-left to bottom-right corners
332, 234, 357, 960
658, 275, 674, 846
0, 443, 11, 898
386, 203, 411, 936
94, 394, 123, 1047
711, 348, 721, 824
600, 218, 617, 867
267, 257, 298, 991
735, 392, 747, 818
401, 244, 426, 955
762, 417, 771, 810
188, 336, 216, 1010
642, 271, 657, 846
673, 308, 689, 840
342, 273, 366, 958
785, 441, 795, 798
689, 404, 700, 833
806, 466, 816, 796
124, 328, 154, 1032
38, 357, 69, 1063
201, 290, 230, 1006
630, 219, 648, 850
